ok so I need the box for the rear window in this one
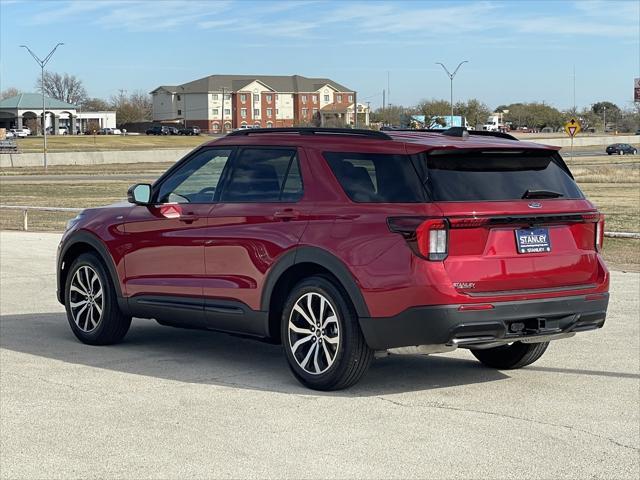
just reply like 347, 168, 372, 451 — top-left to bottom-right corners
425, 151, 584, 201
323, 152, 428, 203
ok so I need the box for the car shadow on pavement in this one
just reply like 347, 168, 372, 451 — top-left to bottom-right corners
1, 312, 515, 396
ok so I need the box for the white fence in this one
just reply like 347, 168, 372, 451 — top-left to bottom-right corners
0, 205, 83, 231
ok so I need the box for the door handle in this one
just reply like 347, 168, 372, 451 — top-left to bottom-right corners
274, 209, 300, 221
179, 214, 200, 224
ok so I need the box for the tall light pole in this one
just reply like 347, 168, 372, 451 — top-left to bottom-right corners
20, 43, 64, 169
436, 60, 468, 126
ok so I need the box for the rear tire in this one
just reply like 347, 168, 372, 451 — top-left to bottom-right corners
470, 341, 549, 369
281, 276, 373, 390
64, 253, 131, 345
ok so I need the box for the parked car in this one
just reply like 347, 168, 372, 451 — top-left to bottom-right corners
178, 126, 201, 136
57, 127, 609, 390
145, 126, 170, 135
9, 128, 30, 137
4, 130, 15, 139
606, 143, 637, 155
97, 128, 122, 135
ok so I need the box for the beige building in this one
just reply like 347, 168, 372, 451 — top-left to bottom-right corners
151, 74, 369, 132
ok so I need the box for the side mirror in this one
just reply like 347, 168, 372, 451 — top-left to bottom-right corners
127, 183, 152, 205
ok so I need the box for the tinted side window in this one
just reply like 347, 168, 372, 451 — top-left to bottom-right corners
323, 152, 429, 203
156, 148, 232, 203
221, 148, 302, 202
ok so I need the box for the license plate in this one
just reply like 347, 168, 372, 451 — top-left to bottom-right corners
515, 227, 552, 253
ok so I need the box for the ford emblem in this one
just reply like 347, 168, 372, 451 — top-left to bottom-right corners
528, 202, 542, 209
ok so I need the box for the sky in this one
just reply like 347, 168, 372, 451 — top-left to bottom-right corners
1, 0, 638, 111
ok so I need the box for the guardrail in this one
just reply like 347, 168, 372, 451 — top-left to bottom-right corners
1, 204, 640, 239
0, 205, 83, 231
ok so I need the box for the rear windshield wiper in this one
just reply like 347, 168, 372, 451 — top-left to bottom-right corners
522, 189, 564, 199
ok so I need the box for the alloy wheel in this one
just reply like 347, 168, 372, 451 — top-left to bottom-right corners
288, 292, 340, 375
69, 265, 104, 333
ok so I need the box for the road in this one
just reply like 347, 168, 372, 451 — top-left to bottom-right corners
1, 231, 638, 479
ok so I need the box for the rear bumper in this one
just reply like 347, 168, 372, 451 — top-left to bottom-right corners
358, 294, 608, 350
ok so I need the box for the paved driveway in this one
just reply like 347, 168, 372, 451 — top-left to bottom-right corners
1, 231, 638, 479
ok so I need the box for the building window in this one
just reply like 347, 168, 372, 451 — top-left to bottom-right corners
177, 109, 182, 115
302, 108, 308, 116
336, 95, 342, 102
313, 95, 318, 103
324, 94, 330, 102
212, 108, 219, 115
302, 95, 307, 102
254, 94, 260, 103
254, 108, 260, 117
240, 94, 247, 103
266, 122, 273, 128
348, 95, 353, 102
266, 94, 272, 103
276, 108, 279, 115
177, 94, 181, 101
224, 108, 231, 115
241, 108, 247, 118
267, 108, 273, 116
312, 108, 318, 115
224, 94, 231, 101
212, 94, 219, 100
241, 121, 248, 126
212, 122, 220, 130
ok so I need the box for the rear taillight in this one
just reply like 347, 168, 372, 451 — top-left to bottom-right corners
595, 214, 605, 252
387, 217, 448, 260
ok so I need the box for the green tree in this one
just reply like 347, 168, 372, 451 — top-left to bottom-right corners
454, 98, 491, 128
503, 102, 563, 130
415, 99, 450, 127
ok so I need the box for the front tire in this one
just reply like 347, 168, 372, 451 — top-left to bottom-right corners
64, 253, 131, 345
471, 341, 549, 369
281, 276, 373, 390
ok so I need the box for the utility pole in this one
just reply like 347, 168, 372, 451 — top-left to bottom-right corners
353, 91, 357, 128
603, 106, 607, 133
220, 87, 226, 134
382, 89, 386, 126
436, 60, 468, 126
20, 42, 64, 169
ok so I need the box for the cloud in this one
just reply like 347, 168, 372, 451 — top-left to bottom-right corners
17, 0, 640, 40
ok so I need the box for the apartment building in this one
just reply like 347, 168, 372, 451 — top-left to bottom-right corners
151, 74, 368, 132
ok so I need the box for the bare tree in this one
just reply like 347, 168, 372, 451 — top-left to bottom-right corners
110, 89, 152, 126
36, 72, 88, 105
1, 87, 21, 100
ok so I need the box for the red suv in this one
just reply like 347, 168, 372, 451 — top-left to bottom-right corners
57, 127, 609, 390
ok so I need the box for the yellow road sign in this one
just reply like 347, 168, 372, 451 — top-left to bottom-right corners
564, 118, 582, 137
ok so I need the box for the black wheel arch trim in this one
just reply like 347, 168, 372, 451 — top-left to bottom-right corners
57, 230, 126, 311
260, 246, 370, 318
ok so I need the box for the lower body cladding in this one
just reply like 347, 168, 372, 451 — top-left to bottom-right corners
358, 294, 609, 352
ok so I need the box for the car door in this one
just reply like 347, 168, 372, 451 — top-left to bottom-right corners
202, 146, 310, 335
122, 147, 234, 324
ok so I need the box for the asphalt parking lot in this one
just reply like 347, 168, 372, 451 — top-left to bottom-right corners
1, 231, 638, 479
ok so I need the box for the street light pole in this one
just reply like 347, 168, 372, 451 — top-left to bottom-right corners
20, 43, 64, 169
436, 60, 468, 126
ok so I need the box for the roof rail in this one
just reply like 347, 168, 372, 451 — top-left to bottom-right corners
226, 127, 392, 140
390, 128, 519, 141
